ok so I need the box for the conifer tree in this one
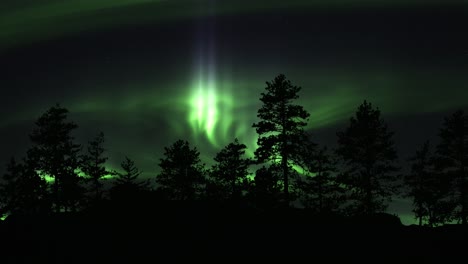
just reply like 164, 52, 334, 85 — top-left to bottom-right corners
435, 110, 468, 224
336, 101, 399, 215
252, 74, 310, 205
156, 140, 205, 200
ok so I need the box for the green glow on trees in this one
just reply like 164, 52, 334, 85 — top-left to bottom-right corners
38, 169, 116, 184
0, 212, 9, 221
42, 174, 55, 183
4, 69, 466, 186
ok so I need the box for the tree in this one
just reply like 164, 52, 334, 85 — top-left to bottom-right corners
81, 132, 109, 202
405, 141, 455, 226
405, 141, 432, 226
252, 74, 310, 205
250, 165, 283, 209
298, 146, 343, 213
0, 157, 48, 215
336, 100, 399, 215
110, 157, 148, 201
208, 139, 251, 201
28, 104, 83, 212
436, 110, 468, 224
0, 158, 21, 214
156, 140, 206, 200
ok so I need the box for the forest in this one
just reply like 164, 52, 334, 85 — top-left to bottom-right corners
1, 74, 467, 261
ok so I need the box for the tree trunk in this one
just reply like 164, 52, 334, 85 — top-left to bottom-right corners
232, 177, 236, 201
54, 176, 60, 213
460, 169, 466, 225
281, 103, 289, 207
283, 153, 289, 207
459, 139, 466, 225
318, 172, 323, 213
365, 168, 372, 215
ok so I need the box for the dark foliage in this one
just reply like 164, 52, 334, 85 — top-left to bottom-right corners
207, 138, 251, 201
0, 157, 48, 215
250, 165, 283, 209
435, 110, 468, 224
27, 104, 84, 212
405, 141, 455, 226
336, 100, 400, 215
252, 74, 310, 205
156, 140, 206, 200
297, 145, 344, 213
81, 132, 109, 203
110, 157, 149, 202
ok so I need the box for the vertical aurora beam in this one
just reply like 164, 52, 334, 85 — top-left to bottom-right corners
188, 7, 223, 148
189, 67, 219, 146
205, 56, 218, 142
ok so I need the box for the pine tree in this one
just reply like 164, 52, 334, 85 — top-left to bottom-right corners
110, 157, 148, 201
156, 140, 205, 200
1, 158, 23, 215
251, 165, 283, 209
436, 110, 468, 224
81, 132, 109, 202
0, 157, 48, 215
28, 104, 83, 212
336, 100, 399, 215
405, 141, 455, 226
252, 74, 310, 205
298, 146, 342, 213
208, 138, 251, 201
405, 141, 432, 226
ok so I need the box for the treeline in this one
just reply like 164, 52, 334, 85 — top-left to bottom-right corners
1, 74, 467, 227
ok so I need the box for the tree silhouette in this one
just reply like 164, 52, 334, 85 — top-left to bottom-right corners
251, 165, 283, 209
61, 166, 86, 212
110, 157, 148, 202
252, 74, 310, 206
81, 132, 109, 203
156, 140, 206, 200
336, 100, 399, 215
298, 146, 343, 213
208, 138, 251, 201
0, 157, 48, 215
405, 141, 454, 226
405, 141, 432, 226
28, 104, 83, 212
435, 110, 468, 224
0, 158, 21, 214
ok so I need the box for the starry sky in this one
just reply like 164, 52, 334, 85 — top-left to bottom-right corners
1, 0, 468, 224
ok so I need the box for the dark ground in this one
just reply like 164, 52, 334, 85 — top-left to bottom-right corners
1, 201, 466, 263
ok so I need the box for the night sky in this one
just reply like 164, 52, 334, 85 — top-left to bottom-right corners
1, 0, 468, 225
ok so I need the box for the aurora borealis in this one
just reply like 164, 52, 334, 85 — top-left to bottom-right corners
1, 0, 468, 225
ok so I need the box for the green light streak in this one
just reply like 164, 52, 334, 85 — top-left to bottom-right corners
188, 67, 241, 148
189, 77, 219, 146
38, 168, 116, 184
302, 86, 362, 129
